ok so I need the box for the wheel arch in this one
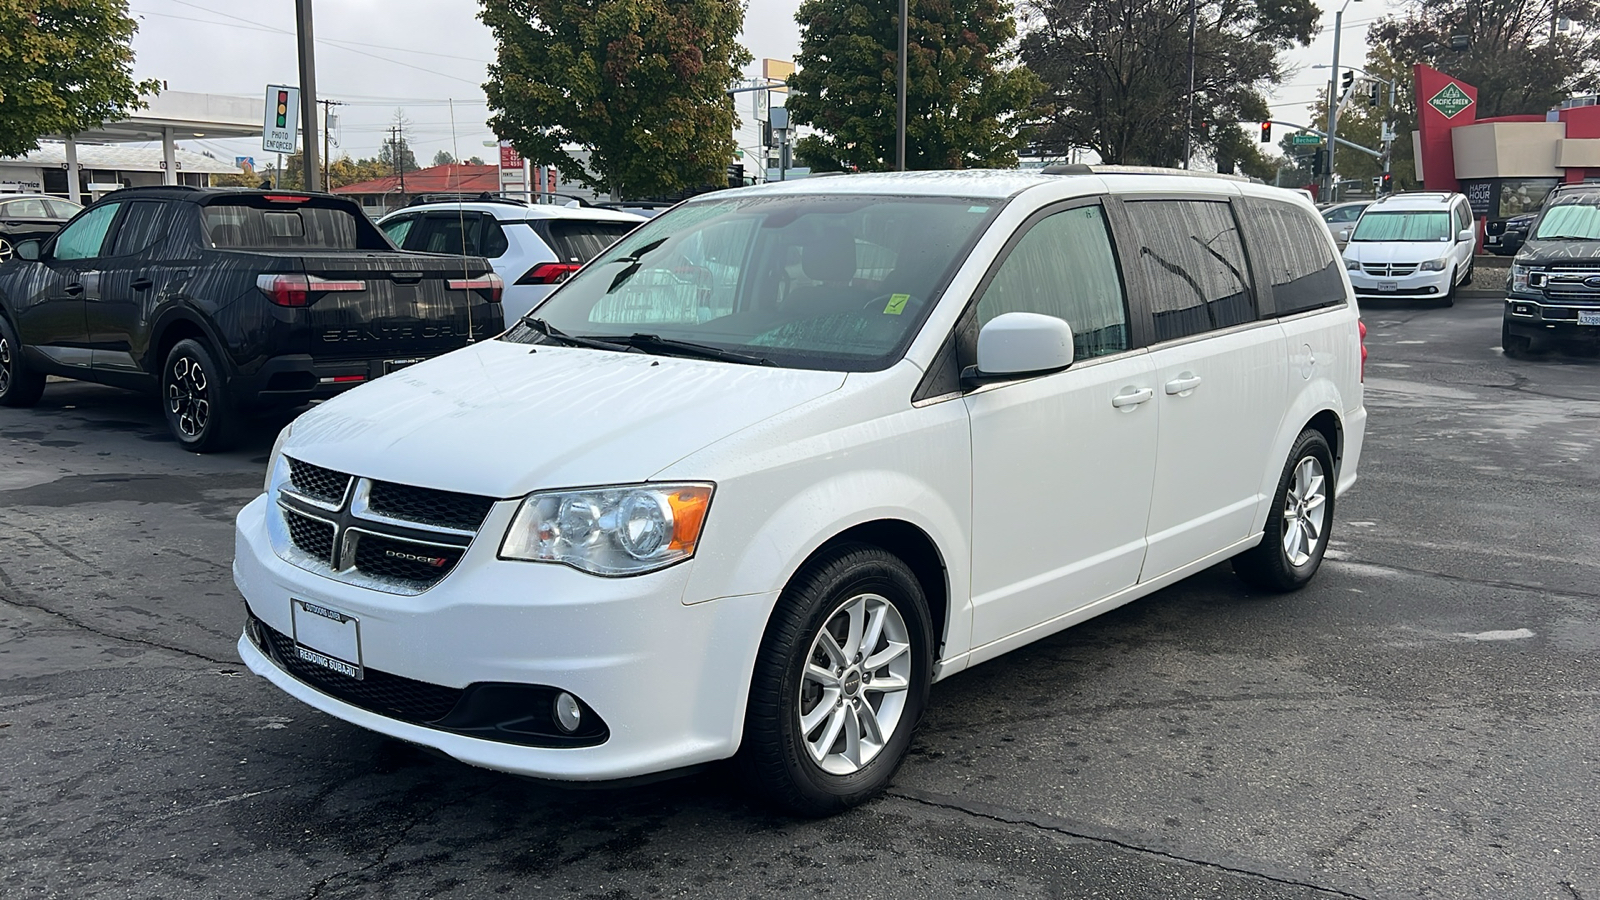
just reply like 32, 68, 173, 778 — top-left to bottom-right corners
798, 519, 950, 664
146, 310, 226, 377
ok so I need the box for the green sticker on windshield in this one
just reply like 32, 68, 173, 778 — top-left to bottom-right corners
883, 293, 910, 315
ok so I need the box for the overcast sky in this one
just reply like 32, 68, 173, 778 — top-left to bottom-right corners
124, 0, 1399, 168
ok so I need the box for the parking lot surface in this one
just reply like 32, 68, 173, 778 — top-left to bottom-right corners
3, 283, 1597, 899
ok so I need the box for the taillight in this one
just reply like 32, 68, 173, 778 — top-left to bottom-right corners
448, 272, 504, 303
1358, 319, 1368, 383
518, 262, 581, 285
255, 273, 366, 307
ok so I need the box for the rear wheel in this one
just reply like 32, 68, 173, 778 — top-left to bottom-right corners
162, 338, 239, 452
1502, 320, 1533, 359
1233, 430, 1335, 592
739, 544, 933, 817
0, 316, 46, 407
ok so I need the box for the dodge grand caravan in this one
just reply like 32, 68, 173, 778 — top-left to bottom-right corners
234, 168, 1367, 815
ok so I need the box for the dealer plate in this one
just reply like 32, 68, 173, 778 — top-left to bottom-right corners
1580, 311, 1600, 326
384, 357, 425, 374
292, 599, 363, 680
1377, 281, 1398, 292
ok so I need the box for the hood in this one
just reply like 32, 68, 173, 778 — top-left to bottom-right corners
1343, 239, 1455, 265
283, 340, 846, 498
1515, 237, 1600, 268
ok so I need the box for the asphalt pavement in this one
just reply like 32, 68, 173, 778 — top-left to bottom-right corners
3, 275, 1597, 899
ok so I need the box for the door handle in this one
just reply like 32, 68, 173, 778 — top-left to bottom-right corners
131, 277, 154, 291
63, 282, 84, 296
1164, 373, 1203, 395
1111, 387, 1154, 409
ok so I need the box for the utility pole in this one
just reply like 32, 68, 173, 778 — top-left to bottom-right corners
295, 0, 321, 191
320, 98, 341, 189
896, 0, 908, 171
388, 125, 408, 198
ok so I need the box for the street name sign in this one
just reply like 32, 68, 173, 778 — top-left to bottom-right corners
1291, 133, 1323, 145
263, 85, 299, 153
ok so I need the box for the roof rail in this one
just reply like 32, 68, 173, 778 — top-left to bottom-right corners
1039, 164, 1251, 183
406, 192, 529, 208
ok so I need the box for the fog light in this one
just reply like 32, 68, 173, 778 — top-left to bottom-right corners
1426, 287, 1437, 294
553, 692, 582, 733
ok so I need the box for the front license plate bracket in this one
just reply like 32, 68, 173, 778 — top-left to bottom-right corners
292, 599, 363, 680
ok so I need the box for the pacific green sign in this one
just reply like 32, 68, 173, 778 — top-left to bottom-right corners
1428, 82, 1474, 119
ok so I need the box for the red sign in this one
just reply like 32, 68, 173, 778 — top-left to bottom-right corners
1414, 64, 1479, 192
499, 143, 523, 170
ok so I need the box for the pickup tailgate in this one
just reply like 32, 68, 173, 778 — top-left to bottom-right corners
292, 251, 499, 358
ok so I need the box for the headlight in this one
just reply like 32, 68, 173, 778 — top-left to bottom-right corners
1344, 257, 1360, 271
1511, 264, 1530, 293
1420, 258, 1448, 272
263, 422, 293, 494
500, 483, 714, 576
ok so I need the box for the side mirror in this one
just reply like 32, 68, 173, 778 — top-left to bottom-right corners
962, 312, 1075, 388
1457, 229, 1476, 243
15, 239, 41, 261
1338, 228, 1351, 241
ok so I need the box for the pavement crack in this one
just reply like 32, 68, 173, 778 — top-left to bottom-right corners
304, 785, 497, 899
1561, 882, 1587, 900
887, 787, 1377, 900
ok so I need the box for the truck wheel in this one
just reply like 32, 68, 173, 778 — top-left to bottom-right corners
1502, 321, 1533, 359
1233, 430, 1335, 593
739, 543, 933, 817
162, 338, 239, 452
0, 316, 46, 407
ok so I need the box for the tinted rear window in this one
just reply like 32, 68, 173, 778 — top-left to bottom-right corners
528, 219, 637, 263
1240, 198, 1346, 316
203, 198, 367, 250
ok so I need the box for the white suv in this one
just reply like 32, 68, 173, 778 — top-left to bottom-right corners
1341, 192, 1477, 305
378, 199, 647, 328
235, 169, 1366, 815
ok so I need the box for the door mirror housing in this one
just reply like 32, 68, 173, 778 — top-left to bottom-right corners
14, 239, 41, 261
1338, 227, 1351, 242
962, 312, 1075, 388
1457, 229, 1476, 244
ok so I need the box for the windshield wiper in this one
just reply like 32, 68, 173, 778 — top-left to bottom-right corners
609, 333, 774, 366
520, 317, 632, 352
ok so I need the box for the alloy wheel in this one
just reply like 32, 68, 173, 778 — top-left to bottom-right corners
0, 238, 12, 262
1281, 456, 1328, 567
797, 592, 913, 775
0, 334, 12, 395
167, 354, 211, 438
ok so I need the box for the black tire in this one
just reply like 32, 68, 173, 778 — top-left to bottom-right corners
1438, 267, 1457, 308
1502, 320, 1533, 359
1462, 259, 1474, 286
1233, 430, 1336, 593
0, 315, 46, 407
738, 543, 934, 817
161, 338, 239, 452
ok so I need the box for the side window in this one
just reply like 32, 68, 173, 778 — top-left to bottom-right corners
6, 197, 49, 218
45, 199, 83, 220
1456, 202, 1472, 236
1240, 199, 1345, 316
108, 201, 167, 257
380, 215, 415, 248
975, 204, 1129, 360
1123, 199, 1255, 342
411, 213, 508, 258
51, 202, 120, 261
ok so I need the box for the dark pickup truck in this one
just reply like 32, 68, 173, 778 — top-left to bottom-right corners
0, 187, 502, 451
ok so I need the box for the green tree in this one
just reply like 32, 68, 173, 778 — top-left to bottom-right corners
786, 0, 1043, 172
1019, 0, 1317, 166
432, 149, 457, 167
0, 0, 162, 157
480, 0, 750, 200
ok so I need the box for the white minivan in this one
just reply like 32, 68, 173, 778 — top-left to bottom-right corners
1341, 191, 1477, 305
234, 169, 1366, 815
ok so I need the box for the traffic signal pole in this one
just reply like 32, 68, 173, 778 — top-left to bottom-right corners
295, 0, 321, 192
1324, 5, 1344, 202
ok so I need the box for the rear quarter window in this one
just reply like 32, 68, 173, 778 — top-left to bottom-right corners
1239, 198, 1346, 316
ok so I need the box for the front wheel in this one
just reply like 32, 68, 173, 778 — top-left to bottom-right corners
739, 544, 933, 817
0, 316, 46, 407
1502, 320, 1533, 359
1233, 430, 1335, 592
162, 338, 239, 453
1438, 267, 1457, 308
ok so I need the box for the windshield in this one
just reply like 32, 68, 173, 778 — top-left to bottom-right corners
502, 193, 1001, 371
1532, 198, 1600, 240
1350, 210, 1451, 242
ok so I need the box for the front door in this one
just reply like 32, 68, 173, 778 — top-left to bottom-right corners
965, 201, 1159, 650
11, 201, 120, 371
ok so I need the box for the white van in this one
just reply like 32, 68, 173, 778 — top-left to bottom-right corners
1341, 191, 1477, 305
234, 169, 1367, 815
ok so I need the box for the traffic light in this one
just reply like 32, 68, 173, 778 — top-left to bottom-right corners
275, 90, 289, 128
1312, 150, 1327, 176
1380, 172, 1394, 194
1341, 71, 1354, 93
1368, 83, 1380, 106
1260, 121, 1272, 143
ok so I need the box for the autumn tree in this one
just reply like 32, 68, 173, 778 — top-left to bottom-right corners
1019, 0, 1317, 166
480, 0, 750, 200
786, 0, 1043, 172
0, 0, 162, 157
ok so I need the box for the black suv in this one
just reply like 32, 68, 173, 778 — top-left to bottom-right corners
1503, 184, 1600, 357
0, 187, 501, 450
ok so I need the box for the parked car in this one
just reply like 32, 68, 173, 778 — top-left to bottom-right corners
0, 187, 501, 451
1503, 183, 1600, 356
1485, 212, 1536, 256
1320, 200, 1370, 248
234, 169, 1366, 816
1341, 191, 1476, 305
0, 193, 82, 261
377, 199, 645, 328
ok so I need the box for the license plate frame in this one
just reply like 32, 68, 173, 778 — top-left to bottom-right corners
1579, 310, 1600, 326
291, 599, 363, 680
384, 357, 425, 375
1377, 280, 1399, 292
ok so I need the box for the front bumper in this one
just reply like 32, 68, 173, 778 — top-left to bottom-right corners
1504, 297, 1600, 342
233, 495, 777, 781
1347, 267, 1452, 300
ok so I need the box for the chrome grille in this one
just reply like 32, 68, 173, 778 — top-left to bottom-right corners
1544, 268, 1600, 305
271, 461, 498, 594
1362, 263, 1419, 277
